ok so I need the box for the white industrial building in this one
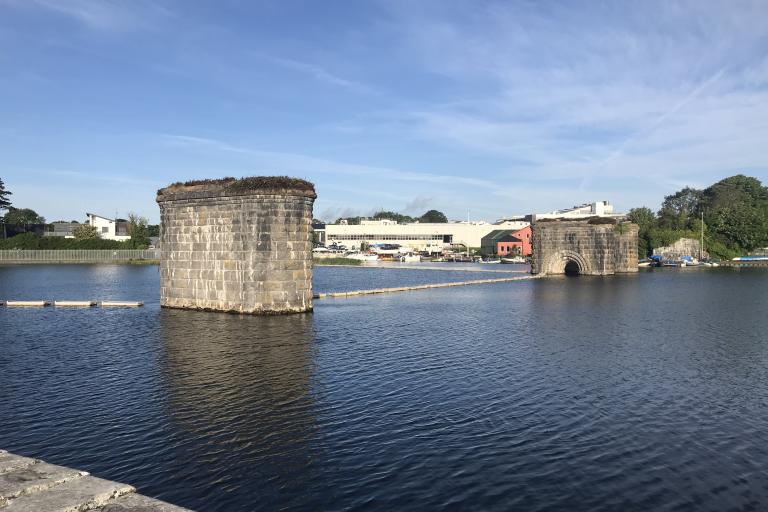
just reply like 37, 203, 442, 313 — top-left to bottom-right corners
531, 201, 624, 221
322, 219, 529, 253
317, 201, 623, 253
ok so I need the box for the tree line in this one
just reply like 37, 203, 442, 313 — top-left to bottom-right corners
333, 209, 449, 225
0, 177, 155, 249
628, 175, 768, 259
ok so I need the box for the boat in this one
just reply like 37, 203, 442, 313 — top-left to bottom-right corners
500, 256, 526, 264
483, 259, 501, 264
446, 255, 473, 263
732, 256, 768, 261
346, 252, 379, 262
400, 253, 421, 263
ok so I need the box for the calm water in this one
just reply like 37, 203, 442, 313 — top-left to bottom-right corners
1, 264, 768, 511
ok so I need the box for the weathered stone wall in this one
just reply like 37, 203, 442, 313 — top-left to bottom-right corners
653, 237, 708, 261
157, 177, 315, 314
531, 221, 639, 276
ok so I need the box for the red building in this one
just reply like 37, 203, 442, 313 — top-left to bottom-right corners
511, 225, 532, 256
480, 225, 532, 257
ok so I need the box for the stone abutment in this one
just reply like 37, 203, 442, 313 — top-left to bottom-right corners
531, 220, 639, 276
156, 177, 315, 314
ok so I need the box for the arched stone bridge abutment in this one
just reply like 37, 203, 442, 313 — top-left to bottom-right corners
531, 220, 639, 276
542, 249, 592, 275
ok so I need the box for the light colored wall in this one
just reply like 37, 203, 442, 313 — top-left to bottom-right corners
531, 221, 639, 275
87, 215, 131, 241
157, 186, 315, 314
325, 220, 529, 251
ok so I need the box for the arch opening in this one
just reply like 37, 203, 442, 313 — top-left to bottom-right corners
540, 249, 590, 276
564, 260, 581, 276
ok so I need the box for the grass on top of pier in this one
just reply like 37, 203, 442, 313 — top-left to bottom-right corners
161, 176, 315, 194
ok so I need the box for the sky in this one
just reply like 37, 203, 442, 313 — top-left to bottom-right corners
1, 0, 767, 224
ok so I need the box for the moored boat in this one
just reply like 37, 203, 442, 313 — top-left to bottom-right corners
500, 256, 526, 264
346, 252, 379, 262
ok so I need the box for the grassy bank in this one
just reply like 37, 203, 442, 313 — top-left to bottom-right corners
127, 259, 160, 265
313, 257, 362, 266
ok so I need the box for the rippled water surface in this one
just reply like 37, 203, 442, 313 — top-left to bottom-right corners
2, 264, 768, 511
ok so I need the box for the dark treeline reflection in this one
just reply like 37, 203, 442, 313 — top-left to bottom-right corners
158, 309, 327, 510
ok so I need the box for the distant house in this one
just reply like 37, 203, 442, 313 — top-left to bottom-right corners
481, 225, 532, 256
86, 213, 131, 241
511, 225, 532, 256
481, 230, 522, 256
44, 222, 79, 238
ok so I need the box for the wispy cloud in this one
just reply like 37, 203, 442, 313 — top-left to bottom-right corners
263, 55, 377, 94
43, 169, 162, 186
371, 0, 768, 191
157, 134, 507, 191
6, 0, 173, 32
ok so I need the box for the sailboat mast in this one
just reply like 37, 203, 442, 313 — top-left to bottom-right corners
700, 211, 704, 260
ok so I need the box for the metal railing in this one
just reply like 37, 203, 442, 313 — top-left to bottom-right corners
0, 249, 160, 262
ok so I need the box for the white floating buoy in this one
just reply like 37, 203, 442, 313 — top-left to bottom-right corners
54, 301, 97, 307
101, 301, 144, 307
6, 301, 51, 307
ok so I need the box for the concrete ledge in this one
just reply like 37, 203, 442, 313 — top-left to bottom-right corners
0, 462, 86, 503
1, 475, 134, 511
0, 450, 192, 511
0, 453, 38, 475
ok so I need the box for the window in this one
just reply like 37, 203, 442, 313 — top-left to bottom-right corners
101, 227, 108, 233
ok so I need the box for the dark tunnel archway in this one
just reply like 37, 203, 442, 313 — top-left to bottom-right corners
564, 260, 581, 276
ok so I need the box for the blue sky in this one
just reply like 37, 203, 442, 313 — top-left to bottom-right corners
2, 0, 767, 223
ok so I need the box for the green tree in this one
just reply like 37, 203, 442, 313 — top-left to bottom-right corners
127, 213, 150, 249
700, 175, 768, 254
72, 224, 100, 240
632, 174, 768, 259
418, 210, 448, 223
372, 210, 415, 223
0, 177, 11, 211
658, 186, 702, 229
334, 216, 362, 225
627, 207, 656, 257
3, 207, 45, 225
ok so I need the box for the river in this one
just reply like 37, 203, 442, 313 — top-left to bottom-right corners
1, 264, 768, 511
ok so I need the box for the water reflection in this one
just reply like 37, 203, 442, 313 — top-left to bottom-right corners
159, 310, 321, 509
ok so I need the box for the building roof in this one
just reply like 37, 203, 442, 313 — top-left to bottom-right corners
481, 230, 522, 243
86, 212, 115, 222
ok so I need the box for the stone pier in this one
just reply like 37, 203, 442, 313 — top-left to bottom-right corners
156, 176, 316, 314
531, 220, 639, 276
0, 449, 191, 511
